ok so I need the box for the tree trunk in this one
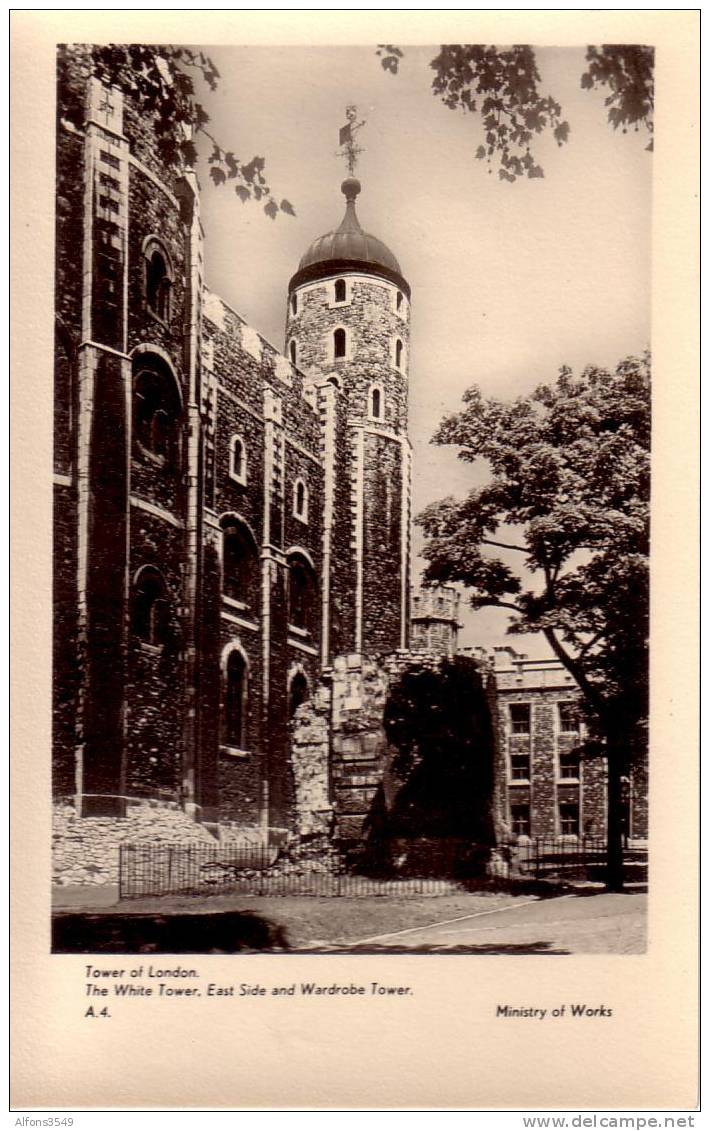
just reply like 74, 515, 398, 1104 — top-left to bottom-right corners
605, 742, 625, 893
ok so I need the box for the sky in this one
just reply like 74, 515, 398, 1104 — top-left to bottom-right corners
194, 45, 652, 657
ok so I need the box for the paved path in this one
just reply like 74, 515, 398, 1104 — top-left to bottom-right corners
336, 893, 646, 954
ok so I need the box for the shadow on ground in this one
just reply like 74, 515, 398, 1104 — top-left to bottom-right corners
52, 911, 290, 954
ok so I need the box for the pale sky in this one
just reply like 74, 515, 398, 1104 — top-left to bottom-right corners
196, 45, 652, 657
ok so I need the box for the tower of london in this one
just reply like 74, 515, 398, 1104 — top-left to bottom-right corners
52, 46, 646, 885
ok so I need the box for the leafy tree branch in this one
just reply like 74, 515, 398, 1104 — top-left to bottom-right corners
377, 43, 653, 180
63, 44, 295, 220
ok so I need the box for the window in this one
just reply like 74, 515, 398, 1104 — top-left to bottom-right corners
221, 519, 258, 604
559, 749, 581, 780
510, 803, 530, 837
291, 293, 297, 315
510, 752, 530, 781
396, 290, 403, 312
395, 338, 404, 369
369, 385, 383, 420
334, 278, 347, 303
289, 339, 297, 365
289, 671, 309, 718
229, 436, 246, 484
558, 702, 580, 733
510, 704, 531, 734
144, 244, 172, 322
334, 328, 346, 359
293, 479, 308, 522
559, 803, 580, 837
133, 363, 181, 468
132, 567, 170, 647
224, 650, 247, 748
288, 554, 316, 633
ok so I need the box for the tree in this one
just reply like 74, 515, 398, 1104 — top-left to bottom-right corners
59, 44, 294, 219
417, 354, 650, 890
377, 44, 653, 181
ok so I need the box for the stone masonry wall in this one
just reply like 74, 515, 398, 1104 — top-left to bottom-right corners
52, 799, 217, 886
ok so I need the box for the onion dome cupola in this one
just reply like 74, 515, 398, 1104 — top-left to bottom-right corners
288, 177, 409, 298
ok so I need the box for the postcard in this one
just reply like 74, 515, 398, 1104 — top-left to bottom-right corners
10, 10, 698, 1112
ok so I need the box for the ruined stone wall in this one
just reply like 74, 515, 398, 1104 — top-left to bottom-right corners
52, 799, 218, 886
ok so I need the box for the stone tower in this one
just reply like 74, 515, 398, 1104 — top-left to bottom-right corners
411, 586, 462, 656
286, 176, 412, 660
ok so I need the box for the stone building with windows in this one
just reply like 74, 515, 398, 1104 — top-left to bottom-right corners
53, 48, 415, 880
490, 647, 647, 844
52, 47, 646, 884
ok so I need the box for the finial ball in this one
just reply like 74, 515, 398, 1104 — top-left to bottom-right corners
341, 177, 361, 202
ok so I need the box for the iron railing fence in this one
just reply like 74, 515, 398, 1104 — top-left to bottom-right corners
507, 835, 643, 880
118, 842, 465, 900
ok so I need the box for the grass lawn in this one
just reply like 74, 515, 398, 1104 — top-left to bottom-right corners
86, 889, 529, 949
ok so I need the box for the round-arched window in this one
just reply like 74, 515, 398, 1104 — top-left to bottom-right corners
224, 649, 248, 748
221, 518, 258, 604
132, 361, 181, 469
132, 566, 170, 647
288, 554, 316, 633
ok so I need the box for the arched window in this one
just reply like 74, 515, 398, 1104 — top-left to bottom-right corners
132, 566, 170, 647
133, 361, 181, 469
289, 339, 297, 365
289, 670, 309, 718
288, 553, 316, 633
396, 290, 403, 312
395, 338, 404, 369
333, 327, 346, 359
369, 385, 383, 421
293, 479, 308, 522
230, 435, 246, 484
291, 293, 297, 315
224, 649, 247, 748
221, 518, 258, 604
144, 242, 172, 322
334, 278, 347, 303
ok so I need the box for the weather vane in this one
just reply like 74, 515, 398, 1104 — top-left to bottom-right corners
337, 105, 366, 176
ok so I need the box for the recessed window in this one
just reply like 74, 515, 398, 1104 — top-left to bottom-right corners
334, 328, 346, 359
288, 553, 316, 633
334, 278, 347, 303
133, 363, 181, 469
558, 702, 580, 733
291, 293, 297, 315
221, 518, 258, 604
224, 649, 247, 748
293, 479, 308, 522
230, 435, 247, 484
510, 752, 530, 781
289, 670, 309, 718
289, 339, 297, 365
395, 338, 404, 370
132, 567, 170, 647
510, 704, 531, 735
559, 803, 580, 837
144, 241, 172, 322
369, 384, 383, 420
511, 803, 531, 837
396, 290, 403, 312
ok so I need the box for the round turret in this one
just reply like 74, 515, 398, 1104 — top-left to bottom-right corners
284, 177, 412, 659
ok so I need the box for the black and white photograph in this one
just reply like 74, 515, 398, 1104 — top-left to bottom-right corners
11, 10, 698, 1113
